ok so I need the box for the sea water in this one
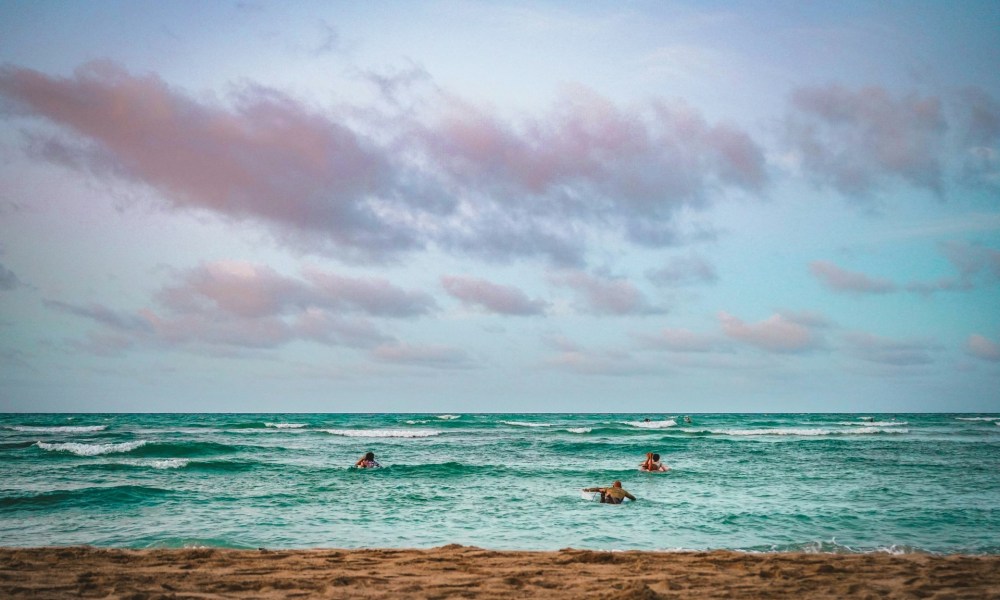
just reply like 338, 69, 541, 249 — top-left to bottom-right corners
2, 413, 999, 554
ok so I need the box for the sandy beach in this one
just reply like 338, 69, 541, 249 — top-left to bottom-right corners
3, 545, 999, 599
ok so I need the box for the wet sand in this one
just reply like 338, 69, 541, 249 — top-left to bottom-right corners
2, 545, 999, 599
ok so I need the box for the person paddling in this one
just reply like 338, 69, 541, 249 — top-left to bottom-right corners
583, 481, 636, 504
354, 451, 381, 468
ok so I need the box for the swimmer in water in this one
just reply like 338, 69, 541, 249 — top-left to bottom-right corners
354, 451, 381, 468
640, 453, 669, 472
583, 481, 636, 504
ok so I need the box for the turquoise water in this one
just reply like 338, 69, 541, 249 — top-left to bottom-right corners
2, 413, 999, 554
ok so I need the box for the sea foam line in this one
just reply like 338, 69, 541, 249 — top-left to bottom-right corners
436, 414, 461, 420
35, 440, 148, 456
502, 421, 551, 428
8, 425, 108, 433
264, 423, 307, 429
703, 427, 909, 436
623, 419, 677, 429
323, 429, 440, 438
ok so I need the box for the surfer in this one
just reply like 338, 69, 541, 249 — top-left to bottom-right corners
640, 453, 669, 472
583, 481, 636, 504
354, 451, 381, 469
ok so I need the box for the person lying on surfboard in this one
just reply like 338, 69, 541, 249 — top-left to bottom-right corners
354, 451, 381, 468
640, 452, 669, 472
583, 481, 636, 504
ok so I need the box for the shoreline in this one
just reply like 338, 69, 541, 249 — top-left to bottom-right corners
3, 546, 999, 598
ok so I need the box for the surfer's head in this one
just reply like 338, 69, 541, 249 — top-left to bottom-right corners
365, 451, 375, 460
612, 480, 622, 488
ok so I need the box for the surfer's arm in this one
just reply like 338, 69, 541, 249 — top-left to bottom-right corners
624, 491, 636, 501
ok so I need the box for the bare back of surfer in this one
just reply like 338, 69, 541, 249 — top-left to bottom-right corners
583, 480, 636, 504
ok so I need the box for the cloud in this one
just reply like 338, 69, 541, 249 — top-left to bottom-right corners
646, 254, 717, 286
0, 62, 769, 266
0, 262, 21, 291
0, 61, 429, 262
417, 86, 768, 257
809, 260, 896, 294
639, 327, 722, 353
370, 342, 472, 369
953, 87, 1000, 190
966, 334, 1000, 362
718, 311, 825, 353
784, 85, 946, 198
541, 341, 648, 377
45, 261, 434, 353
548, 269, 664, 315
158, 261, 435, 319
842, 332, 940, 366
441, 275, 548, 315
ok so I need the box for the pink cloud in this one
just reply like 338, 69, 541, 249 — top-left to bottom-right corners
966, 334, 1000, 362
842, 332, 940, 366
0, 62, 772, 265
646, 254, 717, 286
785, 85, 946, 197
371, 342, 471, 368
549, 269, 662, 315
45, 261, 435, 352
809, 260, 896, 294
441, 275, 548, 315
640, 328, 721, 353
718, 311, 824, 353
0, 61, 420, 261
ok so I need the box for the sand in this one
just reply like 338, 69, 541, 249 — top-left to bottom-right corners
2, 545, 999, 599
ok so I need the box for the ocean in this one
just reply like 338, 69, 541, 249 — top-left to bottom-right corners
2, 413, 999, 554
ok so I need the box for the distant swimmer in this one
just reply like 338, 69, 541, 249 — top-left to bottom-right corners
354, 451, 381, 469
583, 481, 636, 504
640, 452, 669, 472
684, 416, 692, 424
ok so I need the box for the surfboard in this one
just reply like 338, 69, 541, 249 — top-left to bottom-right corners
580, 489, 632, 503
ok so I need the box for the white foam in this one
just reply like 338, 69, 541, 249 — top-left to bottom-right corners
707, 427, 909, 437
264, 422, 306, 429
405, 420, 429, 424
35, 440, 147, 456
502, 421, 551, 427
9, 425, 107, 433
149, 458, 189, 469
956, 417, 1000, 421
837, 421, 908, 427
567, 427, 592, 434
436, 414, 461, 420
623, 419, 677, 429
323, 429, 440, 438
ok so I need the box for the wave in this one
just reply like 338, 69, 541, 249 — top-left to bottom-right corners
567, 427, 592, 434
502, 421, 551, 428
837, 421, 908, 427
0, 485, 174, 511
956, 417, 1000, 422
696, 427, 909, 437
436, 414, 461, 420
35, 440, 148, 456
34, 440, 247, 458
323, 429, 441, 438
264, 422, 306, 429
0, 441, 38, 451
740, 539, 945, 555
6, 425, 108, 433
622, 419, 677, 429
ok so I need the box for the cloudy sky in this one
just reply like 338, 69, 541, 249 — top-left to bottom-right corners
1, 1, 998, 412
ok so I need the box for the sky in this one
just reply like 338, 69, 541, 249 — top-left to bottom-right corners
0, 1, 998, 413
